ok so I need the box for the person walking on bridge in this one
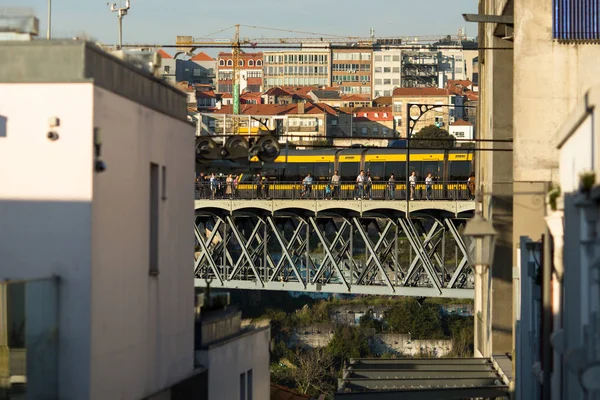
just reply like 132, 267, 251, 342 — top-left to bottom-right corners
409, 171, 417, 201
331, 170, 340, 199
301, 173, 313, 199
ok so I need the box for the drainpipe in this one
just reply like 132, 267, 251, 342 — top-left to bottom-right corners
542, 229, 552, 400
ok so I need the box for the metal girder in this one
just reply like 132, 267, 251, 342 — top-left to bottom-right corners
193, 213, 474, 298
445, 219, 474, 288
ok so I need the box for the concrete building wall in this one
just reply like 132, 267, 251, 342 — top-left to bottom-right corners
0, 83, 94, 400
372, 49, 402, 98
198, 327, 271, 400
89, 87, 195, 400
477, 0, 514, 357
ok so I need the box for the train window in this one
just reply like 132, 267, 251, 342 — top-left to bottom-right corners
367, 162, 384, 181
449, 161, 471, 182
409, 162, 423, 179
314, 163, 331, 181
283, 164, 299, 181
422, 161, 442, 180
385, 162, 406, 180
298, 163, 314, 180
340, 163, 360, 181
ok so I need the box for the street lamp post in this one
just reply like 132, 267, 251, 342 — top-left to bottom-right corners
47, 0, 51, 40
462, 209, 498, 357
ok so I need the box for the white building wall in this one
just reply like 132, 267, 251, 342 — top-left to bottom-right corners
0, 83, 95, 400
198, 327, 270, 400
449, 125, 474, 141
372, 49, 402, 98
90, 86, 195, 400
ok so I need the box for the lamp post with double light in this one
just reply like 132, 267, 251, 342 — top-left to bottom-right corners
462, 210, 497, 357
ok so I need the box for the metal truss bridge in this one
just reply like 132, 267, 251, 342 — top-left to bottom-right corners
194, 199, 475, 298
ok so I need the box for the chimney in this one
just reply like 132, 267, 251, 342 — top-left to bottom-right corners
298, 101, 305, 114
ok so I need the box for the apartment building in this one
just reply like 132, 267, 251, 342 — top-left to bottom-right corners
372, 48, 402, 98
263, 48, 330, 90
401, 50, 440, 88
216, 51, 263, 93
177, 52, 216, 86
391, 87, 454, 136
330, 48, 373, 97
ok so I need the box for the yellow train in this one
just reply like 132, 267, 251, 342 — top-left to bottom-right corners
199, 148, 475, 199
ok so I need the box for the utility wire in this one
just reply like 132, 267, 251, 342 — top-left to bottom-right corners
120, 44, 511, 51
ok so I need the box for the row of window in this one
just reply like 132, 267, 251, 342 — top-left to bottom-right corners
264, 77, 329, 86
332, 75, 371, 82
264, 66, 329, 75
264, 54, 329, 64
332, 52, 372, 61
218, 59, 263, 67
374, 78, 401, 85
332, 63, 371, 72
218, 71, 263, 80
374, 66, 400, 73
374, 55, 401, 62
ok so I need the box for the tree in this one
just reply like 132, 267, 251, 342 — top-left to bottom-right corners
291, 348, 336, 394
410, 125, 455, 149
327, 325, 372, 363
385, 299, 445, 339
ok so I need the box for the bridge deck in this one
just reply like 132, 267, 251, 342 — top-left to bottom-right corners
194, 199, 475, 217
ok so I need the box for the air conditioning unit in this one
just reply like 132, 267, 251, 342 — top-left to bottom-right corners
337, 81, 342, 84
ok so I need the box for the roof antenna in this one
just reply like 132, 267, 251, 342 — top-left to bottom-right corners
107, 0, 130, 49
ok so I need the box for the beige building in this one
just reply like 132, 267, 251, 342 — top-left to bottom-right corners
391, 87, 453, 137
331, 48, 373, 97
474, 0, 600, 395
263, 48, 330, 90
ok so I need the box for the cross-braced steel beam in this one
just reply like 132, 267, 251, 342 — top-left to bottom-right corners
194, 213, 474, 299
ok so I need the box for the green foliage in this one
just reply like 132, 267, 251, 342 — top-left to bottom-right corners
411, 125, 456, 149
358, 313, 384, 332
385, 298, 445, 339
443, 315, 474, 357
327, 325, 372, 363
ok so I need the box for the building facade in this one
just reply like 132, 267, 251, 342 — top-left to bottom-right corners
217, 51, 263, 93
177, 52, 216, 86
391, 87, 453, 136
263, 48, 330, 90
0, 41, 197, 399
401, 50, 440, 88
372, 48, 402, 98
330, 48, 373, 97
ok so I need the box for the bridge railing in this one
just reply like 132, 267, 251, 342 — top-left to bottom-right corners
195, 180, 475, 201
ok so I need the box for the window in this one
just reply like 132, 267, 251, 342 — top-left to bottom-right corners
383, 55, 391, 62
149, 163, 159, 276
240, 373, 246, 400
164, 66, 170, 73
219, 59, 225, 66
239, 60, 244, 66
227, 59, 233, 66
553, 0, 600, 40
256, 60, 262, 66
247, 369, 253, 400
161, 166, 167, 200
393, 102, 403, 113
248, 59, 254, 66
383, 67, 391, 73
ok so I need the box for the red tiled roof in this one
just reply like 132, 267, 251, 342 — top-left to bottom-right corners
157, 49, 172, 59
241, 92, 262, 98
448, 79, 473, 88
466, 92, 479, 101
191, 52, 214, 61
270, 384, 311, 400
373, 96, 392, 106
451, 119, 473, 126
393, 87, 450, 97
342, 94, 371, 102
263, 87, 293, 97
197, 90, 217, 99
339, 106, 393, 121
213, 102, 337, 116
